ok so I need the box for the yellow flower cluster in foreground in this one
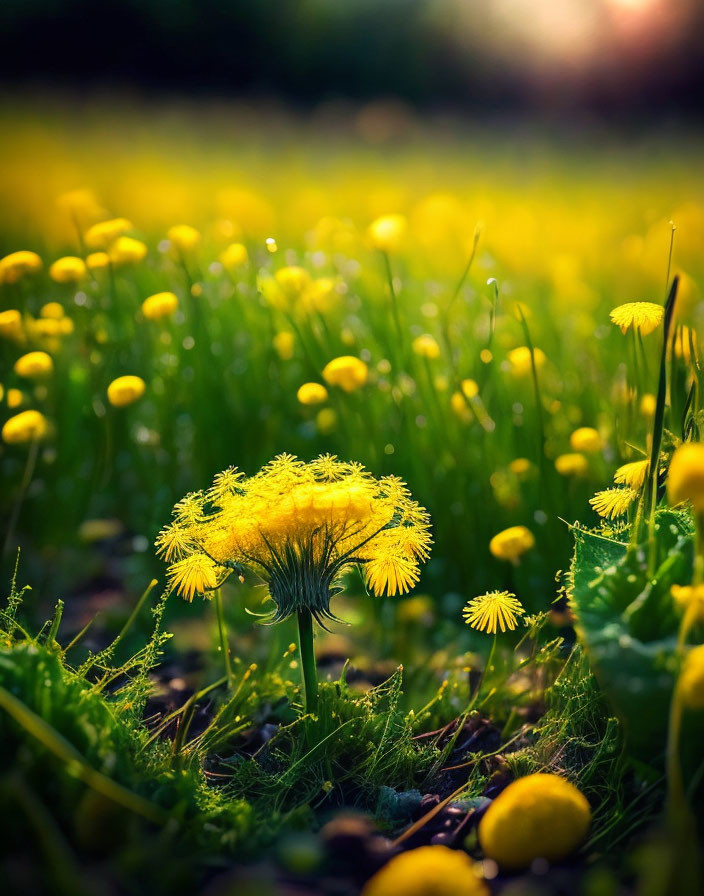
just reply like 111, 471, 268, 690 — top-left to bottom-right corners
158, 454, 432, 620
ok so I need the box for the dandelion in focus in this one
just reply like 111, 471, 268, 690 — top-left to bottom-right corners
589, 487, 638, 519
463, 590, 525, 634
610, 301, 663, 335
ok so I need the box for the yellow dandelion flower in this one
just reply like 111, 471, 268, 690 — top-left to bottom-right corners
142, 291, 178, 321
167, 224, 201, 253
2, 409, 49, 444
297, 382, 328, 406
610, 301, 663, 335
41, 302, 65, 320
7, 388, 24, 409
508, 346, 546, 377
219, 242, 249, 271
0, 309, 24, 342
0, 250, 42, 284
589, 487, 638, 519
614, 459, 649, 490
155, 524, 197, 562
86, 251, 110, 271
49, 256, 86, 284
14, 351, 53, 379
463, 590, 525, 634
273, 330, 295, 360
412, 334, 441, 360
362, 845, 487, 896
364, 553, 420, 597
668, 442, 704, 512
555, 453, 589, 477
167, 553, 219, 602
107, 375, 146, 408
274, 266, 312, 301
367, 214, 407, 253
85, 217, 133, 249
109, 236, 147, 266
322, 356, 368, 393
489, 525, 535, 562
570, 427, 602, 453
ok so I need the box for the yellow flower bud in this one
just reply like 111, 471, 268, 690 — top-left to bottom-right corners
668, 443, 704, 512
107, 375, 146, 408
322, 356, 368, 393
142, 291, 178, 321
2, 409, 49, 444
296, 382, 328, 406
0, 250, 42, 284
49, 256, 87, 284
14, 351, 53, 379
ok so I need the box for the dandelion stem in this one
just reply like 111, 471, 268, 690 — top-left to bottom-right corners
3, 437, 39, 558
215, 588, 233, 689
382, 250, 405, 362
297, 607, 318, 715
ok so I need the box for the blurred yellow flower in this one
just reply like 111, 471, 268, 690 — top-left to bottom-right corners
667, 442, 704, 512
362, 845, 487, 896
275, 266, 312, 301
85, 217, 133, 249
368, 213, 407, 253
610, 301, 663, 335
86, 251, 110, 271
2, 409, 48, 444
0, 250, 42, 284
7, 388, 24, 409
489, 525, 535, 562
508, 345, 546, 376
411, 333, 441, 360
109, 236, 147, 266
640, 393, 657, 416
301, 277, 338, 314
49, 256, 86, 284
296, 382, 328, 406
671, 584, 704, 624
219, 242, 249, 271
273, 330, 295, 360
142, 291, 178, 321
463, 590, 524, 634
570, 427, 602, 453
509, 457, 533, 477
167, 224, 201, 253
107, 375, 146, 408
0, 309, 24, 341
555, 453, 589, 477
14, 351, 53, 379
479, 773, 590, 869
41, 302, 65, 320
322, 356, 368, 392
316, 407, 337, 434
679, 645, 704, 710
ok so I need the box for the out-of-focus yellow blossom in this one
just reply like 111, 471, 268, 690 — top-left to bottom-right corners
86, 251, 110, 271
322, 356, 368, 393
167, 224, 201, 253
368, 214, 407, 252
316, 407, 337, 434
668, 442, 704, 512
40, 302, 65, 320
85, 217, 133, 249
508, 345, 546, 376
107, 375, 146, 408
273, 331, 295, 360
219, 242, 248, 271
78, 518, 125, 542
109, 236, 147, 266
480, 348, 493, 364
509, 458, 533, 477
362, 845, 487, 896
671, 584, 704, 624
296, 382, 328, 406
479, 773, 591, 869
57, 188, 104, 225
396, 594, 434, 625
274, 266, 312, 305
570, 427, 602, 453
7, 388, 24, 409
14, 351, 53, 379
49, 256, 86, 284
673, 271, 699, 319
640, 393, 657, 416
0, 250, 42, 284
679, 645, 704, 710
301, 277, 339, 314
411, 334, 441, 360
589, 487, 638, 519
489, 525, 535, 563
614, 459, 649, 490
463, 590, 524, 634
672, 325, 698, 363
610, 301, 663, 335
450, 379, 480, 422
142, 291, 178, 321
0, 309, 24, 341
555, 453, 589, 477
2, 409, 49, 444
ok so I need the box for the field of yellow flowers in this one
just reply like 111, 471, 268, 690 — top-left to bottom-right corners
2, 99, 704, 895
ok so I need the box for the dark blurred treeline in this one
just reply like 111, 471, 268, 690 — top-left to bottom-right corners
0, 0, 703, 119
